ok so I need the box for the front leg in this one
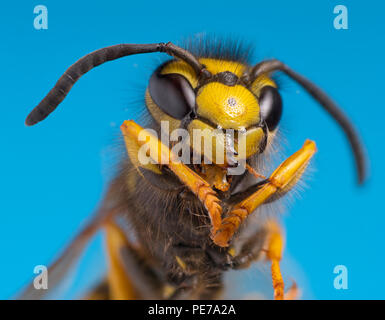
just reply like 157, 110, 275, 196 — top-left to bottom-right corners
120, 120, 222, 233
264, 221, 299, 300
212, 139, 317, 247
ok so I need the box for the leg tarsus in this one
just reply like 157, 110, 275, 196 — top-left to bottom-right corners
197, 185, 222, 233
271, 259, 284, 300
265, 221, 299, 300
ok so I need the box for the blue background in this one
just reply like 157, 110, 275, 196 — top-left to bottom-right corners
1, 0, 384, 299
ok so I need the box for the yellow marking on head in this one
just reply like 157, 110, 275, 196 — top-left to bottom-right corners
199, 58, 247, 77
161, 60, 198, 88
196, 82, 260, 129
250, 75, 277, 96
187, 119, 265, 163
239, 127, 265, 159
187, 119, 226, 164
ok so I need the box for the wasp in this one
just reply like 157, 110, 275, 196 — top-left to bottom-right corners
20, 38, 366, 300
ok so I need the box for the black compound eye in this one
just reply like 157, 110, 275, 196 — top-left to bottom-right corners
258, 86, 283, 130
149, 71, 196, 120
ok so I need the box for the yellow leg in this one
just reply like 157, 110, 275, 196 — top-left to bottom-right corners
104, 221, 137, 300
121, 120, 315, 247
212, 140, 316, 247
120, 120, 222, 233
266, 222, 285, 300
265, 222, 300, 300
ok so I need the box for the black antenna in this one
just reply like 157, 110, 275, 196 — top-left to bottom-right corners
246, 59, 366, 184
25, 42, 211, 126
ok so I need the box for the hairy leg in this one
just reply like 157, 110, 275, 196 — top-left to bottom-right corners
121, 120, 222, 234
212, 140, 316, 247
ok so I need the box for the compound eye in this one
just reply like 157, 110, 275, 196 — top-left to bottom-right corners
259, 86, 283, 130
149, 71, 196, 119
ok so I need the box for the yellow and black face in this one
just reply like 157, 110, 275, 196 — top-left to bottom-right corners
24, 40, 365, 183
146, 58, 283, 167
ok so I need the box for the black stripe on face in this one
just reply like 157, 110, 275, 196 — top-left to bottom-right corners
215, 71, 239, 86
195, 71, 240, 92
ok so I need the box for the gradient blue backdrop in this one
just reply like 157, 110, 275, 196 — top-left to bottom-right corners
1, 0, 384, 299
